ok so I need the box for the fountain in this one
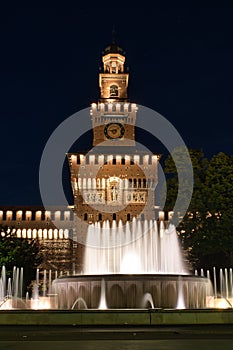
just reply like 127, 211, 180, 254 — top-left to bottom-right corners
30, 42, 215, 311
2, 235, 233, 310
52, 218, 213, 309
0, 40, 228, 313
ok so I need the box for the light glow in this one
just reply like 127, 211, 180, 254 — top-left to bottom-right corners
213, 298, 233, 309
120, 253, 141, 274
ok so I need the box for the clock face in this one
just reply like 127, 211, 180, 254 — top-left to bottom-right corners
104, 123, 125, 140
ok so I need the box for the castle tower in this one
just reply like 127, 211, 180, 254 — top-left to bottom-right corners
92, 42, 136, 147
67, 41, 160, 271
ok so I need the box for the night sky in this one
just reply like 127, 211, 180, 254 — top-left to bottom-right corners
0, 4, 232, 206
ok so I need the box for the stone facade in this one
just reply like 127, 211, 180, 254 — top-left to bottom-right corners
0, 206, 75, 273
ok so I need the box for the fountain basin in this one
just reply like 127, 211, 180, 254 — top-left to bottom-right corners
52, 274, 213, 309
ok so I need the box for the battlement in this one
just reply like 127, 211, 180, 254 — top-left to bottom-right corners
0, 208, 73, 222
91, 102, 137, 113
69, 153, 160, 166
0, 206, 75, 240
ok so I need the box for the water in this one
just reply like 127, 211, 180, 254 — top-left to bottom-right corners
98, 278, 108, 309
141, 293, 155, 308
213, 266, 217, 298
1, 264, 231, 310
83, 218, 187, 275
52, 219, 213, 309
0, 218, 232, 309
71, 297, 88, 310
176, 276, 186, 309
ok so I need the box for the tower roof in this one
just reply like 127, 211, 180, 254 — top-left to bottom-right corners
103, 42, 124, 55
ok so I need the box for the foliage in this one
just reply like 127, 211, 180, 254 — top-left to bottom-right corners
164, 149, 233, 269
0, 225, 41, 292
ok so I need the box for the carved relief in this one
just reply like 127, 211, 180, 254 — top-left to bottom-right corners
83, 191, 105, 204
125, 191, 146, 204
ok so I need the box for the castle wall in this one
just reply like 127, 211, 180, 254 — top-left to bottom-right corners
0, 207, 76, 273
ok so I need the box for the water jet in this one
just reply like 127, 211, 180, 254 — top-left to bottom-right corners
53, 219, 213, 309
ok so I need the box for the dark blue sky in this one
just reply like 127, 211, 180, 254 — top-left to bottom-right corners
0, 4, 232, 205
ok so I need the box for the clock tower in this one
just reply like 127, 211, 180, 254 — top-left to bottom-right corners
91, 42, 136, 147
67, 40, 160, 271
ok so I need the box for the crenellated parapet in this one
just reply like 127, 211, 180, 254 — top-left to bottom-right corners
0, 206, 74, 239
68, 153, 160, 166
91, 102, 137, 114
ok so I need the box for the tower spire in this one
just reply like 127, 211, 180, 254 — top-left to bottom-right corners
112, 25, 116, 44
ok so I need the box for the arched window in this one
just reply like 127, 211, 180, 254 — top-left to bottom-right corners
127, 213, 130, 221
98, 213, 102, 221
113, 213, 116, 220
84, 213, 88, 221
110, 85, 118, 97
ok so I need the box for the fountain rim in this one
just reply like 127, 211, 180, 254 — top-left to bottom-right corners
53, 273, 210, 283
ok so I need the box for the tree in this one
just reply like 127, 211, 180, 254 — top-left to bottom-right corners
0, 225, 41, 294
201, 152, 233, 267
164, 148, 208, 213
164, 150, 233, 270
